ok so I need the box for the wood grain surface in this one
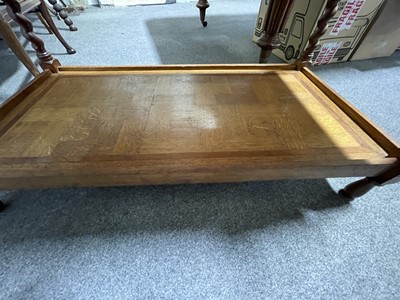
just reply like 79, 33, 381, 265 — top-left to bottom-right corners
0, 67, 397, 189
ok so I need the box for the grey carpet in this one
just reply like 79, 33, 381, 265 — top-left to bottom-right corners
0, 1, 400, 299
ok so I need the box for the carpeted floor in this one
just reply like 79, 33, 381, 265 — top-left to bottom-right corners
0, 1, 399, 299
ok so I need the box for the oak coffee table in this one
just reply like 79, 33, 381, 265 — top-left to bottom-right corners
0, 0, 398, 211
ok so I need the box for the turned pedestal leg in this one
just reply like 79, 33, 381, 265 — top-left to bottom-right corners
39, 1, 76, 54
256, 0, 295, 63
339, 165, 400, 200
3, 0, 61, 72
46, 0, 77, 31
295, 0, 340, 68
257, 35, 279, 64
196, 0, 209, 27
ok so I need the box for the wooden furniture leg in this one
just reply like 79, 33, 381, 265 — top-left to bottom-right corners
53, 0, 67, 20
46, 0, 77, 31
3, 0, 60, 72
339, 164, 400, 200
0, 15, 40, 76
35, 11, 52, 34
38, 0, 76, 54
196, 0, 209, 27
295, 0, 339, 68
257, 0, 295, 63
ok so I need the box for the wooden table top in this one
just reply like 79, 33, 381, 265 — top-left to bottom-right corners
0, 65, 396, 188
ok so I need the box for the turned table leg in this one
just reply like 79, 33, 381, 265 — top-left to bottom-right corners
3, 0, 61, 72
295, 0, 340, 68
196, 0, 209, 27
339, 164, 400, 200
39, 0, 76, 54
256, 0, 295, 63
46, 0, 77, 31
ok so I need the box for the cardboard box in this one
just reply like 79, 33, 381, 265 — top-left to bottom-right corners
253, 0, 386, 65
350, 0, 400, 60
254, 0, 270, 40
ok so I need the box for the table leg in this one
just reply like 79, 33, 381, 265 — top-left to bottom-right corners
3, 0, 60, 72
339, 164, 400, 200
256, 0, 295, 63
196, 0, 209, 27
39, 0, 76, 54
46, 0, 77, 31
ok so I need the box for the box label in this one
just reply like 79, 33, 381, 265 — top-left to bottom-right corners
330, 0, 366, 35
313, 42, 342, 65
